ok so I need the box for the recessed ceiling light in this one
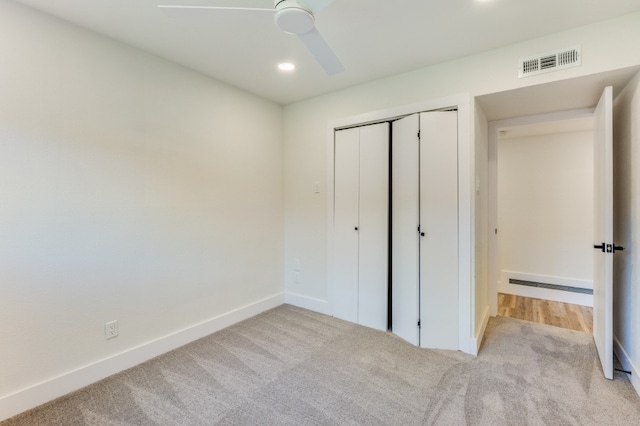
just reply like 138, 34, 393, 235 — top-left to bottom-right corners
278, 62, 296, 71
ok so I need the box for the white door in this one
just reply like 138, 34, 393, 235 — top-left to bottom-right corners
420, 111, 459, 350
333, 124, 389, 330
592, 86, 614, 379
391, 114, 420, 345
333, 128, 360, 323
358, 123, 389, 331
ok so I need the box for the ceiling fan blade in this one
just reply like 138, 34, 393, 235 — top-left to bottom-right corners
157, 5, 273, 11
298, 0, 335, 13
297, 27, 345, 75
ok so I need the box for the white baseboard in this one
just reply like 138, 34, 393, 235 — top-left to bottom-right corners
499, 271, 593, 306
473, 305, 491, 355
285, 291, 329, 315
613, 335, 640, 397
0, 292, 285, 422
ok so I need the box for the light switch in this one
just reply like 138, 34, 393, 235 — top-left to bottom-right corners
314, 181, 321, 194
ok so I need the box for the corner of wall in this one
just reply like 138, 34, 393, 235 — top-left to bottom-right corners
0, 293, 284, 422
614, 336, 640, 397
284, 292, 329, 315
473, 304, 491, 356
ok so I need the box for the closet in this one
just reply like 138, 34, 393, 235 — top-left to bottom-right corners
332, 110, 458, 350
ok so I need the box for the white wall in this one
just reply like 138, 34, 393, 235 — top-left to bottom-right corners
283, 12, 640, 331
0, 1, 283, 417
497, 130, 594, 304
613, 70, 640, 395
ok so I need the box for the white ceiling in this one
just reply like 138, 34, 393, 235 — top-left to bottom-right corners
14, 0, 640, 105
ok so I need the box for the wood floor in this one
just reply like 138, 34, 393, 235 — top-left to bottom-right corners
498, 293, 593, 333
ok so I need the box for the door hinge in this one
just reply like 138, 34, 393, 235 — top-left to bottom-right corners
417, 320, 421, 328
417, 131, 421, 140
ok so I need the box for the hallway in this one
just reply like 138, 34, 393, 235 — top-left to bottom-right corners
498, 293, 592, 333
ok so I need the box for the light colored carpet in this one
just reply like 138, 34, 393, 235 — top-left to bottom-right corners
3, 305, 639, 425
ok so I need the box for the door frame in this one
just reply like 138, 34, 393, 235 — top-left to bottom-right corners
487, 107, 596, 316
326, 93, 476, 354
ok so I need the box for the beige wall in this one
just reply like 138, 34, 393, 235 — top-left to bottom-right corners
497, 130, 593, 306
497, 130, 593, 296
0, 0, 284, 405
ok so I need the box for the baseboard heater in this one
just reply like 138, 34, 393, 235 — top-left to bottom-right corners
509, 278, 593, 295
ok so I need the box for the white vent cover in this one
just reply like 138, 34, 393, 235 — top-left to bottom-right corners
518, 45, 581, 78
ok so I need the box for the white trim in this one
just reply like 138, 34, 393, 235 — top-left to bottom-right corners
0, 293, 285, 422
327, 94, 469, 131
326, 125, 336, 317
474, 305, 491, 355
326, 93, 475, 355
458, 97, 475, 355
613, 336, 640, 397
487, 108, 596, 316
285, 292, 329, 315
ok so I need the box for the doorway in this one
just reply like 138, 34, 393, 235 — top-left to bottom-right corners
492, 114, 595, 333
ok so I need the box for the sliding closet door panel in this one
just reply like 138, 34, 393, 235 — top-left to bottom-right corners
358, 123, 389, 331
391, 114, 420, 344
333, 128, 360, 323
420, 111, 459, 350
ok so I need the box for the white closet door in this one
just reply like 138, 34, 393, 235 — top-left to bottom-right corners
358, 123, 389, 331
391, 114, 420, 344
333, 128, 360, 323
420, 111, 459, 350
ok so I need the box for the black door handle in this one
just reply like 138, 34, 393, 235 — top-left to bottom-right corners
594, 243, 625, 253
354, 227, 358, 231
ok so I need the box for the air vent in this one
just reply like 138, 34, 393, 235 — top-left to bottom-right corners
518, 45, 581, 78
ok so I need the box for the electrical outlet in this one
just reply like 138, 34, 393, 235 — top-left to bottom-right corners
105, 320, 118, 340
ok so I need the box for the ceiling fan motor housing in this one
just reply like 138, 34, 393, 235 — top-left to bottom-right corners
274, 0, 315, 35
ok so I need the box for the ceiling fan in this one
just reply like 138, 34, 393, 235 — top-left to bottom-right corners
157, 0, 345, 75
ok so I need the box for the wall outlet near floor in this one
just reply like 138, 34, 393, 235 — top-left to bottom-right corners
105, 320, 118, 340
